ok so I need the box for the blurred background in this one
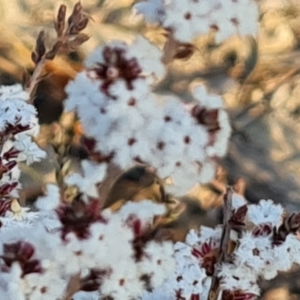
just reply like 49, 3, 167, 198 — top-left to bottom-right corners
2, 0, 300, 298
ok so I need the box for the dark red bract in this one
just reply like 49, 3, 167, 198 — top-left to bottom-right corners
191, 240, 218, 276
0, 182, 18, 196
81, 268, 111, 291
56, 197, 106, 240
1, 241, 42, 276
0, 199, 12, 216
191, 105, 220, 132
222, 290, 256, 300
90, 46, 142, 95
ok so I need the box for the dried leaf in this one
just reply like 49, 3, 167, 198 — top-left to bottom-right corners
230, 204, 248, 228
173, 44, 194, 60
273, 212, 300, 245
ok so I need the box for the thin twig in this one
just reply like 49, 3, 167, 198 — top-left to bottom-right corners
26, 58, 47, 103
209, 187, 233, 300
26, 2, 89, 104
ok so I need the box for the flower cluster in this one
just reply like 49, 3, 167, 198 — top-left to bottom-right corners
65, 37, 231, 195
145, 195, 300, 300
0, 84, 45, 226
135, 0, 259, 43
2, 1, 297, 300
0, 193, 175, 300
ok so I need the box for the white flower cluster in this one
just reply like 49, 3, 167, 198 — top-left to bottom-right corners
0, 197, 175, 300
135, 0, 259, 43
65, 160, 108, 198
0, 84, 45, 199
144, 226, 221, 299
146, 196, 300, 299
65, 37, 231, 195
230, 199, 300, 282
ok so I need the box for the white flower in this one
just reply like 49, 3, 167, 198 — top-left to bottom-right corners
197, 226, 222, 245
232, 193, 247, 210
65, 160, 107, 198
6, 263, 26, 300
247, 199, 284, 227
100, 270, 144, 300
35, 184, 61, 211
14, 133, 46, 165
54, 233, 97, 275
73, 291, 100, 300
65, 41, 230, 195
116, 200, 166, 225
127, 36, 166, 83
270, 234, 300, 273
134, 0, 165, 23
285, 234, 300, 265
234, 232, 273, 274
136, 0, 259, 43
85, 37, 165, 84
142, 286, 174, 300
0, 198, 177, 300
0, 84, 38, 133
162, 0, 216, 42
218, 263, 260, 295
22, 264, 67, 300
0, 84, 28, 102
193, 85, 224, 109
1, 199, 38, 228
139, 241, 175, 287
211, 0, 259, 43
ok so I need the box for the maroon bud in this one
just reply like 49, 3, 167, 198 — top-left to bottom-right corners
4, 161, 17, 172
191, 105, 220, 132
253, 223, 272, 237
229, 204, 248, 229
90, 46, 143, 96
3, 147, 20, 160
0, 182, 18, 196
0, 199, 12, 216
56, 197, 106, 240
23, 259, 42, 275
222, 290, 256, 300
1, 241, 41, 276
